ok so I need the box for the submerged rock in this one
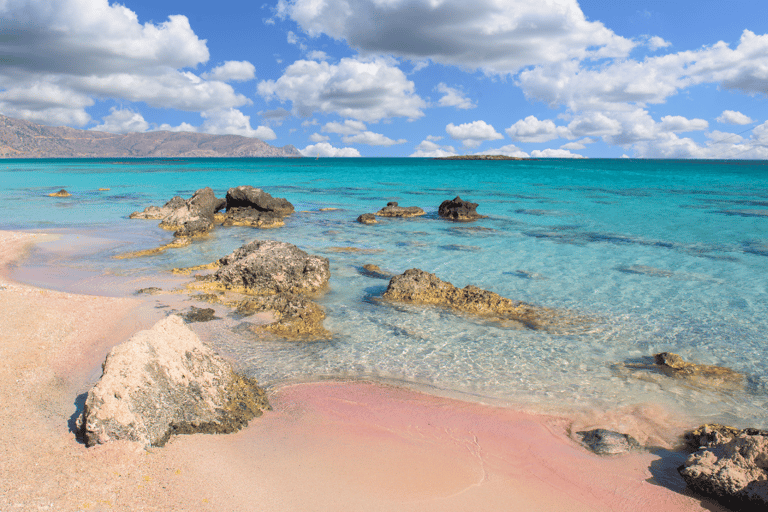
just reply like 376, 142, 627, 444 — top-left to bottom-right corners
184, 306, 217, 323
236, 293, 328, 338
438, 196, 485, 221
76, 315, 269, 448
113, 236, 191, 260
48, 189, 71, 197
221, 207, 285, 228
192, 239, 330, 297
360, 264, 391, 279
576, 429, 641, 455
679, 431, 768, 508
136, 287, 163, 295
375, 202, 425, 218
382, 268, 581, 331
225, 186, 294, 217
357, 213, 378, 224
129, 196, 186, 220
654, 352, 744, 390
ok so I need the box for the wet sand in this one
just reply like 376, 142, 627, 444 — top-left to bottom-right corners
0, 230, 727, 511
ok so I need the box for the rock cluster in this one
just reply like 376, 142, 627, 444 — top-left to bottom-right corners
438, 196, 486, 221
236, 294, 329, 338
76, 315, 269, 448
375, 201, 426, 218
653, 352, 744, 390
679, 427, 768, 508
382, 268, 581, 331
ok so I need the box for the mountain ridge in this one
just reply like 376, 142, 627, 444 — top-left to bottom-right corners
0, 115, 302, 158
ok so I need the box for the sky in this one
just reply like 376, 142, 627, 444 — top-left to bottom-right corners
1, 0, 767, 158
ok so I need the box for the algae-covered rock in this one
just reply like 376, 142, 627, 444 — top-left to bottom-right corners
438, 196, 486, 221
654, 352, 744, 390
576, 429, 641, 455
237, 293, 328, 338
375, 202, 425, 218
184, 307, 217, 323
48, 189, 71, 197
225, 186, 294, 216
221, 207, 285, 228
129, 196, 186, 220
357, 213, 378, 224
76, 315, 269, 448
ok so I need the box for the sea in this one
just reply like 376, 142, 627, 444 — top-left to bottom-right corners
2, 157, 767, 429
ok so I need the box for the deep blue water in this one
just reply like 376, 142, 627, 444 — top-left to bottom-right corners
2, 157, 767, 427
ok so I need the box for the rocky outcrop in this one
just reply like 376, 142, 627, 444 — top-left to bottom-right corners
236, 294, 328, 338
684, 424, 768, 452
113, 236, 191, 259
221, 207, 285, 228
357, 213, 378, 224
679, 431, 768, 508
438, 196, 486, 221
382, 268, 581, 331
360, 264, 391, 279
184, 307, 217, 323
375, 202, 425, 218
576, 429, 641, 455
129, 196, 186, 220
225, 186, 294, 217
653, 352, 744, 390
159, 187, 222, 237
76, 315, 269, 448
192, 240, 330, 297
48, 189, 71, 197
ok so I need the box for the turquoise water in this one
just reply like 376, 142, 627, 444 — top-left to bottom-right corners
2, 158, 768, 427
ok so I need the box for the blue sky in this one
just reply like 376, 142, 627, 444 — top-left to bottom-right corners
1, 0, 767, 158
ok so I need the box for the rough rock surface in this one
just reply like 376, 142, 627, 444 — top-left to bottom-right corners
193, 239, 330, 296
48, 189, 71, 197
357, 213, 378, 224
76, 315, 269, 448
184, 307, 217, 323
576, 429, 641, 455
221, 207, 285, 228
375, 202, 425, 218
236, 294, 328, 338
360, 264, 391, 279
679, 432, 768, 508
684, 424, 768, 452
225, 186, 294, 217
159, 187, 221, 237
654, 352, 744, 390
438, 196, 486, 221
129, 196, 186, 220
382, 268, 578, 331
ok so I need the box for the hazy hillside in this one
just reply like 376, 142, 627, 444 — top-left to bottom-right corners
0, 115, 302, 158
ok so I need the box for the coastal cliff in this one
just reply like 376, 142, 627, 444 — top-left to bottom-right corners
0, 114, 302, 158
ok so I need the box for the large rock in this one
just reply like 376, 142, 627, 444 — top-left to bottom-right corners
576, 429, 641, 455
225, 186, 294, 216
357, 213, 378, 224
654, 352, 744, 390
160, 187, 221, 237
194, 239, 330, 296
236, 293, 328, 338
76, 315, 269, 448
438, 196, 486, 221
129, 196, 186, 220
679, 432, 768, 508
684, 424, 768, 452
221, 207, 285, 228
382, 268, 577, 331
375, 202, 425, 218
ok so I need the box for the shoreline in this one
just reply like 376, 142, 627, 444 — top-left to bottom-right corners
0, 230, 725, 510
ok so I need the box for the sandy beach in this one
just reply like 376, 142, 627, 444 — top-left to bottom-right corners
0, 230, 728, 511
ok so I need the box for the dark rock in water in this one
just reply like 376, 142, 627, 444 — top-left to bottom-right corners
191, 239, 330, 297
576, 429, 641, 455
653, 352, 744, 390
616, 264, 674, 277
160, 187, 221, 237
506, 270, 547, 280
438, 196, 486, 222
184, 306, 217, 323
225, 186, 294, 216
76, 315, 269, 448
382, 268, 584, 331
221, 207, 285, 228
48, 189, 71, 197
236, 293, 328, 338
360, 264, 391, 279
136, 287, 163, 295
679, 430, 768, 508
129, 196, 186, 220
357, 213, 378, 224
375, 202, 425, 218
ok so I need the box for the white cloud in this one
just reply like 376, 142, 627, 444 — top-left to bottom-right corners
277, 0, 635, 75
307, 50, 330, 61
647, 36, 671, 51
659, 115, 708, 132
446, 120, 503, 147
481, 144, 530, 158
322, 120, 367, 135
435, 83, 475, 109
200, 108, 277, 140
202, 61, 256, 82
309, 133, 330, 142
300, 142, 361, 157
506, 115, 568, 143
156, 122, 197, 133
530, 148, 586, 158
717, 110, 754, 125
342, 131, 407, 146
91, 108, 149, 134
410, 139, 457, 158
560, 138, 594, 150
258, 57, 426, 121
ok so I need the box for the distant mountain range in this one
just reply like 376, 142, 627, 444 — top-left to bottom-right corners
0, 115, 302, 158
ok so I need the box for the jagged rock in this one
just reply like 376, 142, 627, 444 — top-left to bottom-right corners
225, 186, 294, 216
129, 196, 186, 220
357, 213, 378, 224
375, 202, 425, 218
236, 293, 328, 338
48, 189, 71, 197
361, 264, 391, 279
76, 315, 269, 448
382, 268, 580, 331
136, 287, 163, 295
679, 432, 768, 508
184, 307, 217, 323
438, 196, 486, 221
221, 207, 285, 228
576, 429, 641, 455
159, 187, 221, 237
654, 352, 744, 390
683, 424, 768, 452
192, 239, 330, 297
113, 236, 192, 260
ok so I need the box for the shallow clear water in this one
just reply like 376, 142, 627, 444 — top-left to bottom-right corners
3, 157, 768, 427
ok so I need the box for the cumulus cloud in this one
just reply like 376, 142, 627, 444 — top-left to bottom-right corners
659, 115, 708, 132
560, 138, 593, 150
90, 108, 150, 134
300, 142, 361, 157
506, 115, 568, 142
322, 120, 367, 135
647, 36, 671, 51
201, 61, 257, 82
200, 108, 277, 140
410, 139, 457, 158
258, 57, 426, 121
480, 144, 530, 158
309, 133, 330, 142
342, 131, 407, 146
277, 0, 634, 75
530, 148, 586, 158
717, 110, 754, 125
435, 83, 475, 109
446, 120, 503, 147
